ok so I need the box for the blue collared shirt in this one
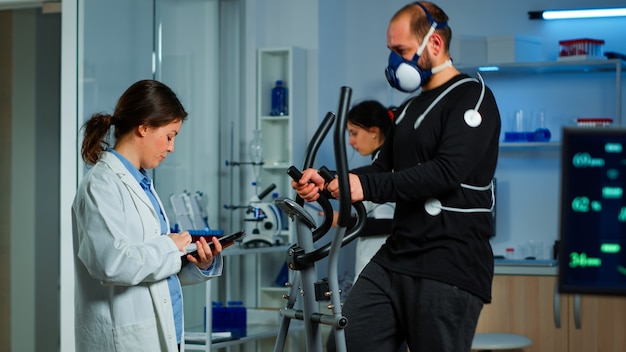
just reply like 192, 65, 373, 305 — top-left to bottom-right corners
107, 149, 184, 343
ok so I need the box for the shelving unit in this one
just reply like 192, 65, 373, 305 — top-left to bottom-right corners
183, 47, 307, 352
458, 59, 625, 149
256, 46, 306, 229
254, 46, 307, 315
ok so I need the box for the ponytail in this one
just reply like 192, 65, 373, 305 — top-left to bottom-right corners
387, 106, 398, 122
81, 113, 114, 165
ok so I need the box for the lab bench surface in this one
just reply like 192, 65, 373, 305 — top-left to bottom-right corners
494, 259, 558, 276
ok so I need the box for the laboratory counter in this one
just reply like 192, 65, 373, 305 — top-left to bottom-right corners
493, 259, 558, 276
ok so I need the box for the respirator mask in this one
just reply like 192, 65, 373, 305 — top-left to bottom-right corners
385, 2, 450, 93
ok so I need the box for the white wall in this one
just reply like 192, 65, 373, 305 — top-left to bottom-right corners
11, 10, 37, 352
240, 0, 626, 174
338, 0, 626, 107
253, 0, 320, 161
10, 8, 61, 352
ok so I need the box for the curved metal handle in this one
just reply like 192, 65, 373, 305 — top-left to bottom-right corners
297, 201, 367, 264
553, 282, 561, 329
292, 111, 335, 207
311, 193, 334, 242
285, 165, 334, 242
328, 87, 354, 352
302, 112, 336, 171
287, 111, 337, 238
573, 294, 581, 329
296, 86, 368, 264
334, 86, 352, 227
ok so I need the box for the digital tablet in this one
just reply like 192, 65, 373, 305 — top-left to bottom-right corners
181, 230, 246, 265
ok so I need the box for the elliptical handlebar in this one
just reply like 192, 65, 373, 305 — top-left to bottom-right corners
287, 165, 335, 241
296, 201, 366, 264
274, 86, 365, 352
334, 86, 353, 228
285, 164, 366, 264
295, 111, 337, 240
284, 86, 367, 265
302, 112, 336, 182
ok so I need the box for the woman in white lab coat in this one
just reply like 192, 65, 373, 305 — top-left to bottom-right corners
72, 80, 224, 352
346, 100, 396, 279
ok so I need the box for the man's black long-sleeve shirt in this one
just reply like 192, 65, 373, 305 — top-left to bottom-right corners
353, 74, 501, 303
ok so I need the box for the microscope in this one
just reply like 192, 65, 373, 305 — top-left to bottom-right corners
226, 183, 283, 247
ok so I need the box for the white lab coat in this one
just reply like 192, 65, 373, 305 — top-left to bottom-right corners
354, 201, 395, 279
72, 151, 222, 351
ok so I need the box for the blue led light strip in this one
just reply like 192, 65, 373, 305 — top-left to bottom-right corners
542, 7, 626, 20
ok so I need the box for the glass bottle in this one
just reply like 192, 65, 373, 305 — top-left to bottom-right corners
248, 129, 263, 164
248, 129, 263, 186
270, 80, 288, 116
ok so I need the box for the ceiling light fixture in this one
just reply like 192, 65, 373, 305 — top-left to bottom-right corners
529, 7, 626, 20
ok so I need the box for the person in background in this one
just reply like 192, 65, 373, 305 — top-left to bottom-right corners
344, 100, 396, 279
294, 2, 501, 351
325, 100, 404, 352
72, 79, 224, 352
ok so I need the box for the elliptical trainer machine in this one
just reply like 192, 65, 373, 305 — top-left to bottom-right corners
273, 87, 366, 352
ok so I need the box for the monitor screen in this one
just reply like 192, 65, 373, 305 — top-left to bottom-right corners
559, 126, 626, 295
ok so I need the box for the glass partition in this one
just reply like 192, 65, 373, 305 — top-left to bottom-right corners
152, 0, 221, 231
79, 0, 154, 132
78, 0, 220, 225
77, 0, 222, 333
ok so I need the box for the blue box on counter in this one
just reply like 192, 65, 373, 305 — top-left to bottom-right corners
207, 301, 246, 339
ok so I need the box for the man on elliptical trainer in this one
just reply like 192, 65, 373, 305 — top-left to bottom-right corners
292, 2, 501, 351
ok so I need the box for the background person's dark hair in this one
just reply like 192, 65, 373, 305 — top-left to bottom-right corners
80, 79, 188, 165
347, 100, 393, 136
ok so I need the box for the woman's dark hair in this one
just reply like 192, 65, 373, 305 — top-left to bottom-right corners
80, 79, 188, 164
347, 100, 393, 136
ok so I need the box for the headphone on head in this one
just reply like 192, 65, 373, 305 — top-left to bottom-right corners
385, 2, 449, 93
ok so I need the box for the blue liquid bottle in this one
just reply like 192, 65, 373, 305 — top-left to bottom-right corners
270, 80, 288, 116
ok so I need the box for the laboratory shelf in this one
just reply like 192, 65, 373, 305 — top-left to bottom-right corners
459, 58, 623, 76
499, 141, 561, 150
185, 319, 304, 350
221, 243, 291, 257
263, 162, 291, 170
184, 46, 306, 352
460, 59, 624, 149
260, 115, 291, 121
183, 244, 294, 351
184, 324, 288, 350
494, 259, 557, 267
491, 258, 558, 276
